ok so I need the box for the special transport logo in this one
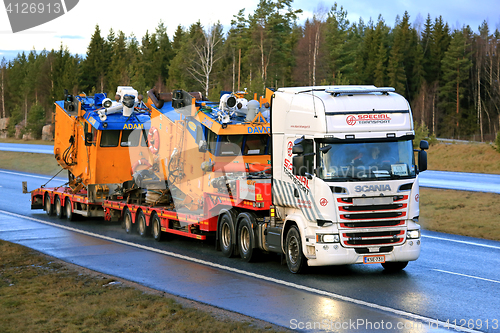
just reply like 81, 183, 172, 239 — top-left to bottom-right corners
346, 114, 391, 126
3, 0, 79, 33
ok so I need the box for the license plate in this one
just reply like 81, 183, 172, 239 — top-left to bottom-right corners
363, 255, 385, 264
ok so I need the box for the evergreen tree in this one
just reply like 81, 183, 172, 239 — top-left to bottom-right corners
81, 25, 107, 93
152, 21, 174, 91
26, 103, 46, 139
324, 3, 352, 84
421, 14, 434, 83
387, 12, 410, 96
108, 30, 130, 92
439, 30, 472, 137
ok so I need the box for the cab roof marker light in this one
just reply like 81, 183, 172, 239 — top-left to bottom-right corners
326, 87, 395, 96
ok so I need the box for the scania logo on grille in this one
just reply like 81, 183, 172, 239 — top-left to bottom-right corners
355, 184, 391, 192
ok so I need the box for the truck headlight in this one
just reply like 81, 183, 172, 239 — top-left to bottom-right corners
317, 234, 340, 243
407, 230, 420, 239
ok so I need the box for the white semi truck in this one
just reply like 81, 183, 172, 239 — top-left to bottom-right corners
270, 86, 428, 273
33, 85, 427, 275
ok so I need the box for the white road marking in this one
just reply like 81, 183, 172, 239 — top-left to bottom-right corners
433, 269, 500, 284
0, 209, 482, 333
422, 234, 500, 250
0, 170, 65, 181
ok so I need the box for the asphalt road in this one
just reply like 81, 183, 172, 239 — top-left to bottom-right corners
419, 170, 500, 194
1, 169, 499, 332
0, 142, 54, 154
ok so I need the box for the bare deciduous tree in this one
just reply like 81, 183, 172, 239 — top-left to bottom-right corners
187, 23, 223, 97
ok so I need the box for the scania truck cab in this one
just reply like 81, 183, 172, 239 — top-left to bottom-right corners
271, 86, 428, 273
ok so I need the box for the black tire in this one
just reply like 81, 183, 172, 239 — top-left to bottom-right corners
381, 261, 408, 272
65, 197, 74, 221
219, 212, 236, 257
285, 225, 307, 274
137, 211, 148, 237
44, 194, 53, 216
151, 213, 163, 242
237, 213, 256, 262
124, 208, 134, 234
55, 196, 64, 219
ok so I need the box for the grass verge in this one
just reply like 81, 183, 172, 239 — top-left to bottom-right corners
0, 240, 284, 333
0, 151, 62, 176
427, 142, 500, 174
420, 188, 500, 241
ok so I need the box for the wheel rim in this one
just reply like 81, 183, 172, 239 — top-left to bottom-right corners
288, 235, 300, 264
139, 216, 145, 234
45, 197, 50, 211
56, 199, 61, 215
66, 200, 71, 217
153, 219, 160, 237
221, 222, 231, 249
240, 225, 250, 253
125, 214, 132, 232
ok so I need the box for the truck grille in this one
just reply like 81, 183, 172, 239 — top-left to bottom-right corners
343, 230, 405, 246
337, 195, 409, 247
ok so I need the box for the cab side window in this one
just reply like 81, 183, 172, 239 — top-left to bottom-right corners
100, 130, 120, 147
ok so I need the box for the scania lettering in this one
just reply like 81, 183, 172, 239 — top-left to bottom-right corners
355, 185, 392, 192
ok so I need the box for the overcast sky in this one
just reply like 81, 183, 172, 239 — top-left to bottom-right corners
1, 0, 499, 61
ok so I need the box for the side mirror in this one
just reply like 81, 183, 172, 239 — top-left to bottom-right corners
292, 144, 304, 154
198, 140, 207, 153
85, 132, 93, 146
420, 140, 429, 150
418, 150, 427, 172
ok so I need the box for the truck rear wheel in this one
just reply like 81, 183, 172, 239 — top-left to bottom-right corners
137, 211, 148, 237
219, 213, 236, 257
44, 194, 53, 216
237, 213, 256, 262
124, 208, 134, 234
285, 225, 307, 274
381, 261, 408, 272
55, 196, 64, 219
65, 198, 74, 221
151, 213, 163, 242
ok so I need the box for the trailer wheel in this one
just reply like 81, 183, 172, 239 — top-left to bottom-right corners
151, 213, 163, 242
65, 198, 74, 221
137, 211, 148, 237
381, 261, 408, 272
285, 225, 307, 274
55, 196, 64, 219
237, 213, 256, 262
124, 208, 134, 234
219, 213, 236, 257
44, 194, 53, 216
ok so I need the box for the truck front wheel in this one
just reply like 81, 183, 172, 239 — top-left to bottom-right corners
286, 225, 307, 274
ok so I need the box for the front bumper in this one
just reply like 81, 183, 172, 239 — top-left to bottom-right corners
307, 238, 421, 267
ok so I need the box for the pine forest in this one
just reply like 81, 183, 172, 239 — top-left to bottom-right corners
0, 0, 499, 141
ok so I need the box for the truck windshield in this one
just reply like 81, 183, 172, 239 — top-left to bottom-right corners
318, 140, 416, 181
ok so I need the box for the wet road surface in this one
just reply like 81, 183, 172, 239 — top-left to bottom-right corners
1, 170, 500, 332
